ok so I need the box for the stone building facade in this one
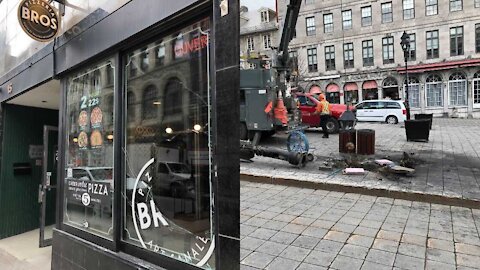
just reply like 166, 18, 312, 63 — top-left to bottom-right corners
240, 5, 279, 69
279, 0, 480, 118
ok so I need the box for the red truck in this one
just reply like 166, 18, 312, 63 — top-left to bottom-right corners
294, 92, 352, 134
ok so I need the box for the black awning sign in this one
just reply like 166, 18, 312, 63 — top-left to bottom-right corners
18, 0, 60, 42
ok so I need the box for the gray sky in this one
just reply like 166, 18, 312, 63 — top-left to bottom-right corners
241, 0, 276, 10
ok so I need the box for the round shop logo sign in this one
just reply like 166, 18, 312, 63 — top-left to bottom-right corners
18, 0, 60, 42
131, 158, 215, 267
81, 193, 91, 206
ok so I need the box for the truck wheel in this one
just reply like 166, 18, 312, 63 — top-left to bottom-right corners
240, 122, 248, 140
325, 118, 339, 134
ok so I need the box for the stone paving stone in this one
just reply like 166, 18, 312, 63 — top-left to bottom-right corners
291, 216, 316, 226
249, 228, 277, 240
314, 239, 344, 254
255, 211, 279, 220
269, 231, 298, 245
310, 219, 336, 229
372, 239, 399, 253
394, 254, 425, 270
453, 226, 480, 246
377, 230, 402, 242
359, 219, 383, 229
323, 230, 350, 243
346, 234, 375, 248
365, 249, 396, 266
330, 254, 364, 270
456, 253, 480, 269
291, 235, 320, 249
455, 242, 480, 256
272, 213, 297, 223
339, 244, 369, 260
265, 257, 301, 270
296, 262, 327, 270
244, 217, 270, 227
261, 220, 288, 231
353, 226, 379, 237
398, 242, 426, 259
361, 261, 392, 270
303, 250, 336, 267
425, 260, 456, 270
332, 223, 357, 234
338, 216, 362, 226
240, 264, 260, 270
301, 226, 327, 238
256, 241, 288, 256
278, 246, 311, 262
381, 222, 405, 233
280, 223, 307, 234
243, 208, 263, 217
426, 248, 456, 265
401, 233, 426, 246
427, 229, 453, 241
241, 224, 258, 237
241, 251, 275, 269
427, 238, 454, 252
404, 226, 428, 236
241, 236, 266, 251
241, 249, 252, 261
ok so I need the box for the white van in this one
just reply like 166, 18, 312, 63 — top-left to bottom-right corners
354, 100, 407, 124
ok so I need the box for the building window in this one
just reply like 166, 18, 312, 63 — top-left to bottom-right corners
155, 42, 165, 66
404, 77, 420, 108
426, 0, 438, 15
129, 53, 138, 77
381, 2, 393, 23
323, 13, 333, 33
362, 40, 374, 67
426, 75, 443, 107
476, 0, 480, 7
450, 26, 463, 56
450, 0, 463, 11
343, 43, 354, 69
382, 36, 394, 64
449, 73, 467, 106
408, 33, 416, 61
140, 47, 149, 71
305, 0, 315, 4
361, 6, 372, 26
247, 36, 255, 51
342, 10, 352, 30
142, 85, 159, 120
307, 48, 318, 72
325, 45, 336, 71
426, 30, 439, 59
261, 10, 269, 23
403, 0, 415, 19
476, 24, 480, 53
263, 34, 271, 49
306, 16, 316, 36
474, 71, 480, 106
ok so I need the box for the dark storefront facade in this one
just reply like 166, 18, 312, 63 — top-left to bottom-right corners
0, 1, 239, 269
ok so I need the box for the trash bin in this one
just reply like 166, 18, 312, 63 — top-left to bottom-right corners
339, 129, 356, 153
405, 119, 430, 142
357, 129, 375, 155
414, 113, 433, 129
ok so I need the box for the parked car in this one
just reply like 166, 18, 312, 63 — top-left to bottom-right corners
294, 92, 352, 133
354, 100, 407, 124
154, 161, 195, 198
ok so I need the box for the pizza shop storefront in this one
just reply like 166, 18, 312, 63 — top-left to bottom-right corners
0, 1, 239, 269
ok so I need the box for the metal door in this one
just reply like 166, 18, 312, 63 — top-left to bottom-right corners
39, 125, 58, 247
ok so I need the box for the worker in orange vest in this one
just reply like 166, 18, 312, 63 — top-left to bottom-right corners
312, 94, 332, 138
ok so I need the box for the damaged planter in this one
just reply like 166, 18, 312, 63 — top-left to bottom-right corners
405, 119, 430, 142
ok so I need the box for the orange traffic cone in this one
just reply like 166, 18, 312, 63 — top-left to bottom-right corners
274, 97, 288, 126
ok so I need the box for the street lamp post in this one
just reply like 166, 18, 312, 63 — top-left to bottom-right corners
400, 31, 411, 120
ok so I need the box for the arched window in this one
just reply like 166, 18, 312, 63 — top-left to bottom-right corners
403, 77, 420, 107
448, 72, 467, 106
473, 71, 480, 106
425, 74, 443, 107
382, 77, 399, 99
142, 85, 158, 120
164, 78, 183, 115
382, 77, 398, 87
127, 91, 136, 122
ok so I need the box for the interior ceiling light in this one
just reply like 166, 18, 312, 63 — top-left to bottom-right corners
153, 101, 161, 105
193, 124, 202, 131
165, 127, 173, 134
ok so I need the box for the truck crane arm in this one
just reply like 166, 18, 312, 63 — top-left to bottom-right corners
276, 0, 302, 70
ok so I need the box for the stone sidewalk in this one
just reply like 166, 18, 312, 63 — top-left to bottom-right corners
240, 181, 480, 270
241, 118, 480, 206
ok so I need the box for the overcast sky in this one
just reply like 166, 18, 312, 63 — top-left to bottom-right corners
240, 0, 276, 10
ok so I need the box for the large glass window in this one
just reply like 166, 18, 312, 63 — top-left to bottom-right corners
323, 14, 334, 33
343, 43, 354, 69
473, 72, 480, 106
450, 0, 463, 11
247, 36, 255, 51
476, 24, 480, 53
362, 40, 374, 67
450, 26, 463, 56
408, 33, 416, 61
426, 0, 438, 15
476, 0, 480, 8
64, 58, 115, 239
307, 47, 318, 72
306, 16, 316, 36
426, 30, 439, 59
403, 0, 415, 19
426, 75, 443, 107
342, 10, 352, 30
361, 6, 372, 26
382, 2, 393, 23
449, 73, 467, 106
404, 77, 420, 108
382, 37, 394, 64
325, 45, 336, 71
124, 22, 214, 268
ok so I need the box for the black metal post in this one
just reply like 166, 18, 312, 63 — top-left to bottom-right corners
401, 31, 411, 120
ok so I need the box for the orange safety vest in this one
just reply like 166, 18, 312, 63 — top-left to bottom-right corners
316, 100, 331, 115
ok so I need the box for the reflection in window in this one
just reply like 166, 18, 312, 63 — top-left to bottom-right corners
156, 42, 165, 66
63, 59, 115, 239
123, 21, 214, 269
140, 47, 149, 71
142, 85, 159, 120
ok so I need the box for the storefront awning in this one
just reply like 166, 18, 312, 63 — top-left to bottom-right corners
326, 84, 340, 92
397, 58, 480, 74
362, 80, 378, 89
309, 85, 322, 94
344, 82, 358, 91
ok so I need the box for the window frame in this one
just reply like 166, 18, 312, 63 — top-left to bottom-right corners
362, 40, 374, 67
343, 42, 354, 69
247, 36, 255, 51
425, 0, 438, 15
325, 45, 336, 71
381, 2, 393, 23
263, 34, 271, 49
307, 47, 318, 72
407, 33, 416, 61
448, 73, 467, 106
426, 30, 439, 59
382, 36, 394, 64
450, 0, 463, 11
361, 6, 372, 27
476, 24, 480, 53
342, 10, 352, 30
323, 13, 334, 33
450, 26, 464, 56
403, 0, 415, 20
306, 16, 316, 36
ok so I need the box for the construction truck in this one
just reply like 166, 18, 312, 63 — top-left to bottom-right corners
240, 0, 302, 145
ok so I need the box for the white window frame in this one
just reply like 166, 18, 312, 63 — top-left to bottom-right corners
247, 36, 255, 51
263, 34, 271, 49
306, 16, 316, 36
381, 2, 393, 23
361, 6, 372, 26
404, 80, 420, 108
426, 0, 438, 15
261, 10, 269, 23
323, 13, 334, 33
448, 74, 467, 106
342, 10, 352, 30
473, 73, 480, 108
403, 0, 415, 19
450, 0, 463, 11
